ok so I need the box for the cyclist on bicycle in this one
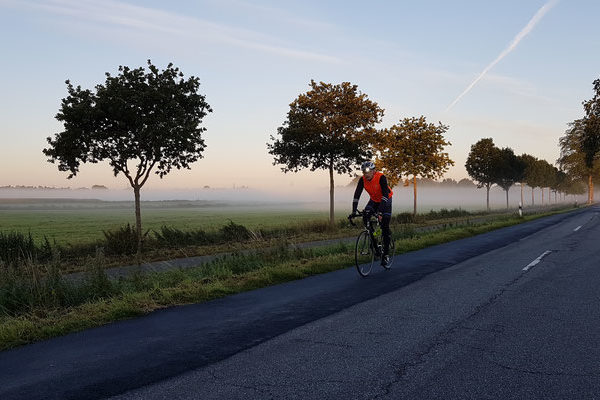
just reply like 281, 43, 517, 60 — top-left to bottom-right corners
349, 161, 393, 266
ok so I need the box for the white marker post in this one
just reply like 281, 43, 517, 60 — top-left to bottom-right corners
518, 201, 523, 218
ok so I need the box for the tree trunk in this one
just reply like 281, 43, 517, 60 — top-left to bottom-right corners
520, 183, 524, 209
541, 187, 544, 205
531, 187, 534, 206
413, 176, 418, 216
329, 163, 335, 225
486, 184, 490, 212
589, 174, 594, 205
505, 188, 509, 209
134, 185, 142, 265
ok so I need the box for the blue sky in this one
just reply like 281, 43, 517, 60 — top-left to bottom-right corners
1, 0, 599, 192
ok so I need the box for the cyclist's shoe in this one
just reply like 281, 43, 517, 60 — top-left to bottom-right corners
381, 255, 390, 267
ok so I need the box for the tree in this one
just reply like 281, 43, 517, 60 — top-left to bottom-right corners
267, 80, 383, 224
535, 159, 556, 205
558, 119, 600, 204
441, 178, 458, 186
553, 169, 568, 203
43, 60, 212, 259
373, 116, 454, 215
465, 138, 500, 211
582, 78, 600, 173
564, 177, 587, 200
558, 78, 600, 205
519, 154, 539, 206
457, 178, 476, 187
494, 147, 525, 209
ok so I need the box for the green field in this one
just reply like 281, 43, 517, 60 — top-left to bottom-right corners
0, 199, 344, 244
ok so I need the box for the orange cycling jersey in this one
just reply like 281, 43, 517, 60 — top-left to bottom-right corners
362, 171, 393, 202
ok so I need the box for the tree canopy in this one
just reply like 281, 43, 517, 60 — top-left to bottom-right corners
373, 116, 453, 186
465, 138, 500, 210
373, 116, 453, 215
581, 78, 600, 169
494, 147, 525, 208
558, 119, 600, 204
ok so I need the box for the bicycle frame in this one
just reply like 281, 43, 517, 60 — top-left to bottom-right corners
349, 210, 383, 253
349, 210, 395, 277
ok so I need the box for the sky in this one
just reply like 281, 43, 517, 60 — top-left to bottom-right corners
1, 0, 599, 194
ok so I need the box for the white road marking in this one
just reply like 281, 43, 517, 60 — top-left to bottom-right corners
523, 250, 552, 271
574, 225, 582, 232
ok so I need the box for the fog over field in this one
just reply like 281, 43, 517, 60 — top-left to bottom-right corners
0, 185, 590, 214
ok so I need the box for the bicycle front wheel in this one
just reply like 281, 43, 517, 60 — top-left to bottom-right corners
355, 230, 375, 277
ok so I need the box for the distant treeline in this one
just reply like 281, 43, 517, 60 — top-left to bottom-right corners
0, 199, 230, 210
347, 176, 476, 188
0, 185, 108, 190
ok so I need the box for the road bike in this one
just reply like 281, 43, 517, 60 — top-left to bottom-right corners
348, 210, 395, 277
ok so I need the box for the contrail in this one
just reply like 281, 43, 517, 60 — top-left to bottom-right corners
445, 0, 558, 112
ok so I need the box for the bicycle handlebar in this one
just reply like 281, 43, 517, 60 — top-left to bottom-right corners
348, 210, 382, 227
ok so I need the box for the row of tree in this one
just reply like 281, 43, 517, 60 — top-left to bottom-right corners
42, 60, 600, 257
267, 80, 590, 219
465, 138, 584, 211
465, 77, 600, 210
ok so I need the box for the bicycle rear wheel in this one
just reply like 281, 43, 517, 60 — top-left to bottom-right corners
355, 230, 375, 277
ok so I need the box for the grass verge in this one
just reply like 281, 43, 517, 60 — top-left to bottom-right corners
0, 207, 577, 351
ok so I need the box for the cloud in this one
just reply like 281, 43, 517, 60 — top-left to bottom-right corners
445, 0, 559, 112
3, 0, 341, 63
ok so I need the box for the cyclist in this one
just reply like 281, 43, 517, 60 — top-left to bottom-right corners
349, 161, 393, 266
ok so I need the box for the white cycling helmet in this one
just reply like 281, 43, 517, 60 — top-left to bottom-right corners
361, 161, 375, 172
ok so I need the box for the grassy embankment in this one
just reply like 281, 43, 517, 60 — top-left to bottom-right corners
0, 204, 578, 351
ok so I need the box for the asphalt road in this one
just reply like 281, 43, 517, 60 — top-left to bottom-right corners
1, 206, 598, 399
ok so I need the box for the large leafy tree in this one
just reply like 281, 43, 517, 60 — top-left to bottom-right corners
267, 80, 384, 224
582, 78, 600, 171
44, 60, 212, 257
519, 154, 540, 206
558, 78, 600, 205
564, 177, 587, 200
558, 119, 600, 204
494, 147, 525, 209
536, 159, 557, 205
552, 168, 567, 203
465, 138, 500, 211
373, 116, 453, 215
